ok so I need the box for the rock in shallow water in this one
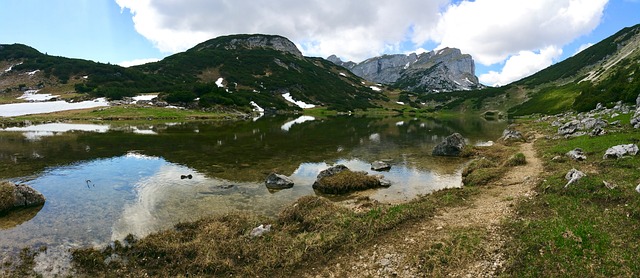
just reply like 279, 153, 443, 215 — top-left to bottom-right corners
264, 173, 294, 189
432, 133, 467, 157
0, 181, 46, 213
371, 161, 391, 171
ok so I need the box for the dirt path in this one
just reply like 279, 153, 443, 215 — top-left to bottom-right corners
301, 139, 543, 278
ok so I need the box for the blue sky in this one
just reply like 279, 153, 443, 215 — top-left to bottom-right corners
1, 0, 639, 85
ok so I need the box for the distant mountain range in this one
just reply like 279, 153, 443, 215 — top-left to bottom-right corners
328, 48, 481, 93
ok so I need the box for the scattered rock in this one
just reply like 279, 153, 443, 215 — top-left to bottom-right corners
0, 181, 46, 213
551, 155, 564, 162
636, 184, 640, 194
371, 161, 391, 171
558, 120, 579, 135
610, 120, 620, 126
265, 173, 294, 189
316, 164, 349, 180
564, 169, 585, 188
180, 174, 193, 179
603, 180, 617, 190
250, 224, 272, 237
603, 144, 639, 159
566, 148, 586, 161
590, 127, 606, 137
499, 128, 525, 143
432, 133, 467, 157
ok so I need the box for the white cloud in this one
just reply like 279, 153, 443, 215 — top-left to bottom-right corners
115, 0, 609, 85
426, 0, 608, 66
118, 58, 161, 67
573, 43, 594, 56
115, 0, 448, 62
479, 46, 563, 86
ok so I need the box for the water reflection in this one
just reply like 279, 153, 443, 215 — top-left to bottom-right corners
0, 115, 507, 258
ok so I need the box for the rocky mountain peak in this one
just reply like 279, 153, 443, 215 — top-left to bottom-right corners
329, 47, 480, 93
196, 34, 303, 58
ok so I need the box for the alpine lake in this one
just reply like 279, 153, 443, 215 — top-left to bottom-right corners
0, 114, 507, 268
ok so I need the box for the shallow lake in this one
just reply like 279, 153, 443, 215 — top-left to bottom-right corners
0, 115, 506, 259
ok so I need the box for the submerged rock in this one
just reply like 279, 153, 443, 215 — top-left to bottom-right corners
564, 169, 585, 188
566, 148, 587, 161
603, 144, 639, 159
432, 133, 467, 157
265, 173, 294, 190
371, 161, 391, 171
0, 181, 46, 213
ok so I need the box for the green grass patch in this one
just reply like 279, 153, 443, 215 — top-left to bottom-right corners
503, 123, 640, 277
509, 84, 583, 116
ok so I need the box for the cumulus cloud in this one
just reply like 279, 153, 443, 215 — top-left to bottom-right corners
115, 0, 609, 85
479, 46, 563, 86
118, 58, 161, 67
115, 0, 448, 62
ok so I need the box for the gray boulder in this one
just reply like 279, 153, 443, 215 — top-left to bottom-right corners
564, 169, 585, 188
432, 133, 467, 157
579, 118, 607, 130
566, 148, 587, 161
250, 224, 272, 237
0, 181, 46, 213
631, 110, 640, 128
316, 164, 349, 180
499, 128, 525, 142
371, 161, 391, 171
603, 144, 639, 159
264, 173, 294, 189
558, 120, 580, 135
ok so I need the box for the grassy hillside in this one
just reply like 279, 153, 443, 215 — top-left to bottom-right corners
0, 35, 386, 112
415, 23, 640, 117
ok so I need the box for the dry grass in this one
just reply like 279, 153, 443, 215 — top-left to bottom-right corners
313, 170, 383, 194
461, 144, 521, 186
0, 181, 15, 213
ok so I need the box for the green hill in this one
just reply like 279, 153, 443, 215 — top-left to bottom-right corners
0, 35, 386, 112
416, 23, 640, 116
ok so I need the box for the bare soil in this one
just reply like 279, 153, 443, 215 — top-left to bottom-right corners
299, 139, 543, 277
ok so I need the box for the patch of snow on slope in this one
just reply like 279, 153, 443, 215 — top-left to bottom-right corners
339, 72, 347, 77
250, 101, 264, 113
370, 86, 382, 91
26, 70, 40, 76
282, 93, 315, 109
18, 90, 59, 102
281, 116, 315, 131
0, 98, 109, 117
215, 77, 224, 88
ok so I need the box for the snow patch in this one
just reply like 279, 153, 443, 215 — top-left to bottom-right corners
18, 90, 59, 102
250, 101, 264, 113
133, 94, 158, 103
369, 86, 382, 92
215, 77, 224, 88
281, 115, 315, 131
0, 98, 109, 117
396, 101, 405, 105
404, 62, 410, 69
464, 77, 474, 84
282, 93, 315, 109
26, 69, 40, 76
396, 121, 404, 126
339, 72, 347, 77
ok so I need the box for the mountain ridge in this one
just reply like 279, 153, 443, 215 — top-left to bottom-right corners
328, 47, 481, 93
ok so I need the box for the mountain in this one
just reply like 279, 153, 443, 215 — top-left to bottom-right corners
328, 47, 481, 93
0, 34, 387, 112
415, 23, 640, 116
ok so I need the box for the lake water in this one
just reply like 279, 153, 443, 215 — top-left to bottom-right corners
0, 115, 506, 264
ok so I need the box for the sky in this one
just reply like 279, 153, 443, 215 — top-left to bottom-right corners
1, 0, 639, 86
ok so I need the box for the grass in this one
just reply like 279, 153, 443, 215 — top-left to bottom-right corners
0, 105, 237, 125
413, 228, 489, 276
461, 144, 520, 186
69, 188, 477, 277
502, 121, 640, 277
0, 181, 14, 213
312, 170, 386, 194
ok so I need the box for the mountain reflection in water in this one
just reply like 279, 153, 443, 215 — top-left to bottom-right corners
0, 115, 507, 256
